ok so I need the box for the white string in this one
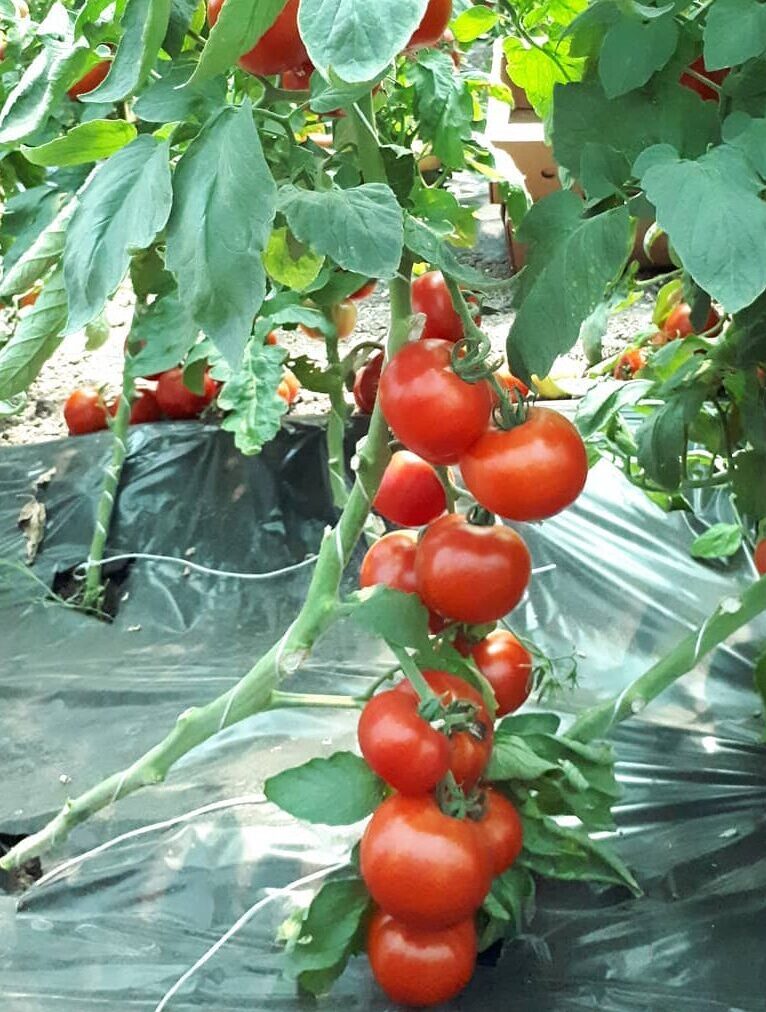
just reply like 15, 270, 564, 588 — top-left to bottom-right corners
153, 861, 346, 1012
75, 552, 318, 580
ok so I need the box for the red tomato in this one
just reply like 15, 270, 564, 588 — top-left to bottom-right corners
379, 340, 492, 465
411, 271, 477, 342
360, 794, 492, 928
755, 540, 766, 576
679, 57, 730, 102
662, 303, 721, 339
476, 788, 523, 876
408, 0, 453, 50
373, 451, 446, 527
155, 368, 217, 420
351, 279, 377, 301
415, 513, 531, 624
282, 367, 301, 403
18, 288, 40, 308
471, 630, 532, 717
494, 367, 529, 402
207, 0, 308, 76
460, 407, 588, 522
613, 348, 646, 381
359, 530, 418, 596
358, 690, 451, 795
64, 387, 108, 436
109, 388, 162, 425
67, 59, 111, 99
367, 910, 476, 1008
353, 351, 384, 414
396, 670, 493, 790
265, 331, 279, 345
281, 61, 313, 90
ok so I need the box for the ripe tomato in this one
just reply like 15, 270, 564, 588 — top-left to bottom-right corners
353, 351, 384, 414
265, 331, 279, 345
64, 387, 108, 436
282, 367, 301, 403
367, 910, 477, 1008
379, 340, 492, 465
493, 367, 529, 402
67, 59, 111, 99
351, 279, 377, 301
358, 690, 450, 795
396, 670, 493, 790
18, 288, 40, 309
755, 539, 766, 576
281, 61, 313, 90
613, 348, 646, 381
373, 451, 446, 527
109, 388, 162, 425
460, 407, 588, 523
662, 303, 721, 339
360, 530, 418, 595
679, 57, 730, 102
411, 271, 477, 342
155, 368, 217, 420
471, 630, 532, 717
360, 794, 492, 928
207, 0, 308, 76
415, 513, 531, 624
408, 0, 453, 50
476, 788, 523, 876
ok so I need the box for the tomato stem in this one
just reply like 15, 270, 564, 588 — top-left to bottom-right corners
325, 325, 351, 509
389, 642, 439, 703
269, 690, 362, 710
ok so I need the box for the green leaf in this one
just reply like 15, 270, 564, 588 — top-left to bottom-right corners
216, 338, 288, 455
0, 41, 90, 144
166, 103, 277, 367
288, 355, 342, 394
493, 713, 561, 736
63, 135, 173, 333
575, 378, 654, 438
0, 201, 75, 299
265, 752, 385, 826
409, 50, 472, 169
279, 183, 403, 281
504, 35, 584, 119
690, 523, 744, 560
403, 215, 511, 291
479, 864, 536, 950
486, 733, 560, 781
579, 143, 631, 204
638, 144, 766, 314
299, 0, 428, 83
264, 227, 324, 290
190, 0, 285, 83
754, 649, 766, 738
0, 269, 67, 399
452, 5, 498, 43
635, 391, 705, 490
164, 0, 199, 55
126, 292, 199, 377
284, 877, 371, 997
509, 194, 632, 379
723, 112, 766, 178
309, 69, 384, 114
733, 450, 766, 518
81, 0, 172, 103
704, 0, 766, 71
349, 585, 432, 649
599, 12, 677, 98
134, 56, 227, 122
21, 120, 137, 167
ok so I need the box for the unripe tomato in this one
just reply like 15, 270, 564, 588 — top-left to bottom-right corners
679, 57, 730, 102
67, 60, 111, 99
408, 0, 453, 50
207, 0, 308, 76
109, 387, 162, 425
662, 303, 721, 339
367, 911, 477, 1008
360, 794, 492, 929
476, 788, 524, 876
379, 340, 492, 465
358, 689, 451, 795
359, 530, 418, 595
460, 408, 588, 523
353, 351, 384, 414
282, 367, 301, 402
416, 513, 531, 625
64, 387, 108, 436
333, 299, 358, 339
281, 61, 313, 90
155, 368, 217, 420
755, 539, 766, 576
411, 270, 476, 342
471, 629, 532, 716
350, 279, 377, 301
373, 451, 446, 527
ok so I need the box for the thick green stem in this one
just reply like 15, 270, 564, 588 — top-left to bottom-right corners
325, 330, 350, 509
569, 575, 766, 742
269, 690, 361, 710
82, 367, 134, 611
390, 642, 438, 702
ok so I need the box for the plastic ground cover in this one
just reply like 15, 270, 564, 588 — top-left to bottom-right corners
0, 419, 764, 1011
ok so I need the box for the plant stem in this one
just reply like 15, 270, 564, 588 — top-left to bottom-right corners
269, 690, 361, 710
389, 642, 439, 702
325, 328, 350, 509
81, 366, 134, 612
568, 575, 766, 743
436, 466, 457, 513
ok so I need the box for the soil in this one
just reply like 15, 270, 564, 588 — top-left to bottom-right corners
0, 177, 657, 447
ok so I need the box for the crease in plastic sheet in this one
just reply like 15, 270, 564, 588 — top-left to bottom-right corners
0, 419, 764, 1011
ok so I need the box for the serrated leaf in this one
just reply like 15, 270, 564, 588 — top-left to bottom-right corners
265, 752, 385, 825
264, 227, 324, 290
127, 292, 199, 377
134, 55, 227, 123
288, 355, 341, 394
0, 269, 67, 399
22, 120, 137, 167
63, 135, 172, 333
166, 103, 277, 367
216, 338, 287, 455
691, 523, 743, 560
404, 215, 510, 291
486, 733, 560, 781
704, 0, 766, 71
575, 378, 654, 438
452, 5, 498, 43
190, 0, 285, 83
279, 183, 403, 281
0, 41, 90, 144
410, 50, 472, 169
81, 0, 172, 103
299, 0, 428, 83
0, 200, 75, 299
164, 0, 198, 55
504, 35, 584, 119
599, 12, 677, 99
349, 584, 432, 649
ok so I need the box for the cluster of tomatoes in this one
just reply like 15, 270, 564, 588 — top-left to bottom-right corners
613, 297, 723, 381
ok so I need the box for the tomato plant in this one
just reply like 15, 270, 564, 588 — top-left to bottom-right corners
373, 450, 446, 527
207, 0, 308, 76
471, 630, 533, 717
